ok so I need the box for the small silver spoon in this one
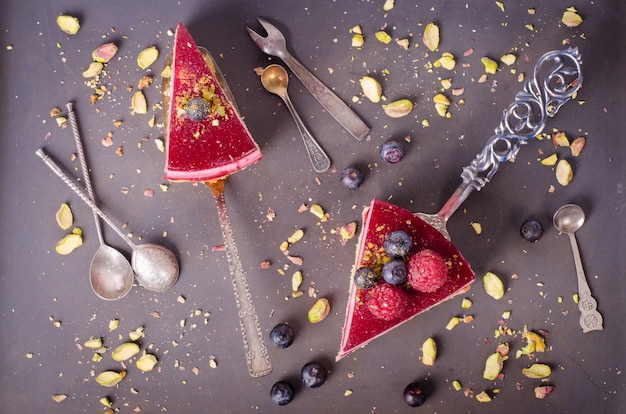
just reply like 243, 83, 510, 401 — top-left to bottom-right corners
66, 103, 134, 300
36, 149, 180, 293
553, 204, 603, 332
261, 64, 331, 173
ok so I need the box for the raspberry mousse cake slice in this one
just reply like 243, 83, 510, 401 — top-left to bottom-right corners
337, 199, 475, 361
163, 22, 262, 182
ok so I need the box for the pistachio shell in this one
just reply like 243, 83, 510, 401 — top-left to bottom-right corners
129, 327, 145, 341
553, 131, 570, 147
308, 298, 330, 323
481, 57, 498, 74
310, 204, 327, 221
375, 30, 392, 44
555, 159, 573, 186
382, 99, 413, 118
287, 229, 304, 244
132, 91, 148, 114
522, 363, 551, 378
92, 42, 118, 63
137, 46, 159, 69
383, 0, 395, 11
500, 53, 517, 66
437, 52, 456, 70
82, 62, 103, 79
540, 153, 558, 166
476, 391, 492, 402
434, 103, 448, 117
95, 370, 126, 387
292, 270, 303, 292
423, 23, 440, 52
483, 271, 504, 300
55, 233, 83, 255
570, 136, 586, 156
359, 76, 382, 103
55, 203, 73, 230
111, 342, 140, 361
84, 338, 103, 349
99, 397, 113, 407
136, 353, 158, 372
52, 394, 67, 403
351, 34, 364, 48
421, 337, 437, 366
396, 38, 410, 50
433, 93, 450, 105
562, 8, 583, 27
483, 352, 504, 380
445, 316, 460, 330
56, 15, 80, 35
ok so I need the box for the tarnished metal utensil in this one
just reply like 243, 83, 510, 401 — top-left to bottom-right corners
247, 17, 369, 141
416, 48, 583, 240
261, 64, 331, 173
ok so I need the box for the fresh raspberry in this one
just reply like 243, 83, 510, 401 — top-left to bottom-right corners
366, 283, 408, 320
408, 249, 448, 292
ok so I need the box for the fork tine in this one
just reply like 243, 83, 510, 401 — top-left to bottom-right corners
256, 17, 284, 39
246, 26, 264, 42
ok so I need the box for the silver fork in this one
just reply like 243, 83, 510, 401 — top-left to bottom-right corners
247, 17, 370, 141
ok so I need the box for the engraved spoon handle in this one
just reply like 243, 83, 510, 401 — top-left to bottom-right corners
418, 48, 583, 240
281, 92, 331, 173
567, 233, 603, 332
66, 102, 106, 246
207, 180, 272, 377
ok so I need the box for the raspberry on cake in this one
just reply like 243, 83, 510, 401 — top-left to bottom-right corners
366, 283, 408, 321
408, 249, 449, 293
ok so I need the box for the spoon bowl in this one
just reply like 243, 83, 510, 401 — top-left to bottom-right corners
90, 244, 134, 300
553, 203, 585, 234
260, 64, 289, 95
131, 243, 180, 293
261, 64, 331, 173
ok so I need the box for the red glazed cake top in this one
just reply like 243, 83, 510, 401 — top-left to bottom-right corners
163, 22, 262, 182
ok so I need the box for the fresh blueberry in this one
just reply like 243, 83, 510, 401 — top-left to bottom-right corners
301, 361, 328, 388
270, 380, 295, 405
384, 230, 413, 259
380, 140, 405, 164
382, 259, 408, 285
403, 382, 426, 407
269, 323, 295, 349
520, 218, 543, 242
340, 166, 364, 189
354, 266, 379, 289
186, 97, 211, 121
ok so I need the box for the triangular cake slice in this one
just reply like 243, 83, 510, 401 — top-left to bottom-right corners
163, 22, 262, 182
337, 199, 475, 360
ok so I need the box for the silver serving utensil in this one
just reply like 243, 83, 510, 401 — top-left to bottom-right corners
66, 103, 134, 300
162, 48, 272, 378
553, 204, 603, 332
261, 64, 331, 173
416, 48, 583, 240
36, 149, 180, 293
247, 17, 370, 141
